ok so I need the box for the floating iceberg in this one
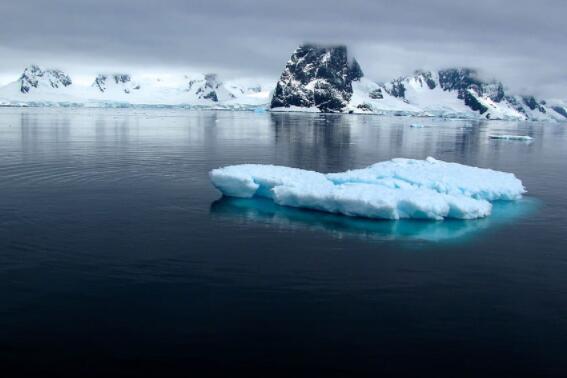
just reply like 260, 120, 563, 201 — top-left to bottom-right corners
489, 134, 533, 141
209, 157, 526, 221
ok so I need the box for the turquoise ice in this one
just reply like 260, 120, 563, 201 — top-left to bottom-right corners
209, 157, 526, 221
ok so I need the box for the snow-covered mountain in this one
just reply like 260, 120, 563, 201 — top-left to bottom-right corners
545, 99, 567, 119
92, 74, 141, 94
270, 44, 363, 112
185, 73, 235, 102
18, 65, 72, 93
0, 65, 273, 109
270, 46, 566, 121
350, 68, 564, 121
0, 57, 566, 121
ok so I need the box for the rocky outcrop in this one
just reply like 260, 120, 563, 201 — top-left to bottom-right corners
381, 68, 564, 120
92, 74, 141, 94
270, 44, 363, 112
5, 58, 566, 121
187, 73, 235, 102
19, 65, 72, 93
186, 73, 235, 102
551, 106, 567, 118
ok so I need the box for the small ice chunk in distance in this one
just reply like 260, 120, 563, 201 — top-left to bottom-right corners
410, 123, 425, 128
209, 157, 526, 221
489, 134, 533, 141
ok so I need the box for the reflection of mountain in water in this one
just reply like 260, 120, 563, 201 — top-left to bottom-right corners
267, 113, 543, 174
210, 197, 538, 243
270, 113, 356, 173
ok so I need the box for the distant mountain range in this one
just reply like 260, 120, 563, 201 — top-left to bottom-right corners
270, 45, 567, 121
0, 65, 271, 110
1, 46, 566, 121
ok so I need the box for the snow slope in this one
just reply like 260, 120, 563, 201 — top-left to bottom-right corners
349, 70, 566, 121
268, 46, 566, 121
1, 62, 566, 122
0, 65, 274, 109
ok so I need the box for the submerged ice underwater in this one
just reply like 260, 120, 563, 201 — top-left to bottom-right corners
210, 157, 526, 221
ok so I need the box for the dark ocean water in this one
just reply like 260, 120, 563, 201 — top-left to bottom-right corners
1, 108, 566, 377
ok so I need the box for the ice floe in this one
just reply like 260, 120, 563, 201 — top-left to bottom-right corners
209, 157, 526, 221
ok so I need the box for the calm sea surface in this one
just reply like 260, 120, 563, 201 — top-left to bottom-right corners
1, 108, 566, 376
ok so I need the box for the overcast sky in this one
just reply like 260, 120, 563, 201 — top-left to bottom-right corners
0, 0, 565, 97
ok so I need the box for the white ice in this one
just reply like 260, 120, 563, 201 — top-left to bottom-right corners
489, 134, 533, 141
209, 157, 526, 221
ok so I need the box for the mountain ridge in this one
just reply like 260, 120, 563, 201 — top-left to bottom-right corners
270, 44, 363, 112
1, 54, 566, 121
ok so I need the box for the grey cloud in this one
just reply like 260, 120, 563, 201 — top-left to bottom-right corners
0, 0, 565, 96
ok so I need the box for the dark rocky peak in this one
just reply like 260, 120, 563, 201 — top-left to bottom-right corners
186, 73, 234, 103
439, 68, 505, 103
413, 70, 437, 90
387, 78, 406, 99
438, 68, 482, 92
19, 65, 72, 93
93, 75, 107, 92
113, 74, 132, 84
368, 88, 384, 99
23, 64, 42, 76
47, 69, 72, 88
201, 74, 225, 101
19, 65, 43, 93
384, 70, 436, 99
551, 106, 567, 118
93, 74, 140, 93
348, 58, 364, 82
270, 44, 363, 112
483, 82, 505, 102
188, 73, 219, 91
285, 44, 362, 85
505, 95, 547, 115
522, 96, 546, 112
438, 68, 492, 114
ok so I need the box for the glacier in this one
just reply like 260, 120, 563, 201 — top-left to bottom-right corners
209, 157, 526, 221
